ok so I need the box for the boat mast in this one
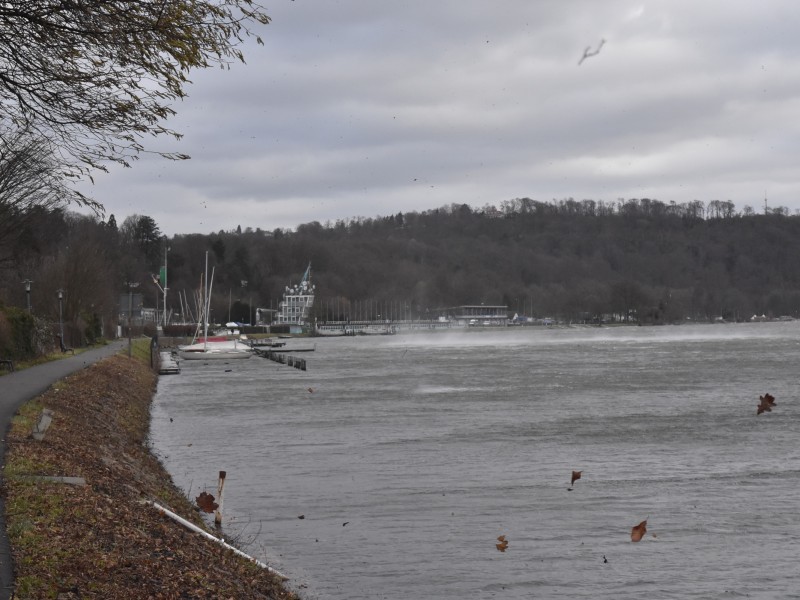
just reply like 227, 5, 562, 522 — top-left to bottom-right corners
203, 251, 209, 350
163, 240, 169, 329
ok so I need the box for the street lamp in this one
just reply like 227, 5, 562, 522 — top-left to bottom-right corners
241, 280, 250, 325
126, 282, 140, 357
23, 279, 32, 313
56, 288, 64, 349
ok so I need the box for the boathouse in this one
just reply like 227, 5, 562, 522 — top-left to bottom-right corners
445, 305, 509, 327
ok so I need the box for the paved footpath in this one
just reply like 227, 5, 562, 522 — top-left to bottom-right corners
0, 340, 129, 600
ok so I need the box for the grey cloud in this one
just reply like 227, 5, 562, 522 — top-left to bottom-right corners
77, 1, 800, 233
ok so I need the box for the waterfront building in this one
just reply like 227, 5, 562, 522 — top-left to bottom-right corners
276, 263, 315, 327
445, 305, 509, 326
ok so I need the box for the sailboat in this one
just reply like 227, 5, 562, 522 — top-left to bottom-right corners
178, 252, 252, 361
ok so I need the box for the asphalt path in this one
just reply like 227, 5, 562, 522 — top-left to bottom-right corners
0, 340, 128, 600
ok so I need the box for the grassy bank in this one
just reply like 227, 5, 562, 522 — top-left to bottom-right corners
3, 353, 298, 599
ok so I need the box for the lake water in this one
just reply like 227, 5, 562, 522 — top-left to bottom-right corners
150, 322, 800, 599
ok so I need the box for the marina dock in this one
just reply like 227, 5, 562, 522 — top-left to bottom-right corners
252, 348, 308, 370
158, 351, 181, 374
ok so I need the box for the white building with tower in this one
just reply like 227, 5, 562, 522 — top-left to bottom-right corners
276, 263, 315, 326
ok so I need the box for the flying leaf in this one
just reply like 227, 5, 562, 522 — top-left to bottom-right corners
631, 520, 647, 543
496, 534, 509, 552
757, 393, 776, 415
571, 470, 582, 486
196, 491, 218, 513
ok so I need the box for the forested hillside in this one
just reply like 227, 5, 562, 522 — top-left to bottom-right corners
2, 197, 800, 349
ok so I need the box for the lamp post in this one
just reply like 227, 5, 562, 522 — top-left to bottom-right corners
241, 280, 249, 325
126, 282, 139, 357
56, 289, 64, 347
23, 279, 32, 313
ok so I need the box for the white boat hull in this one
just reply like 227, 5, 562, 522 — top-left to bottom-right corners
178, 350, 252, 360
177, 340, 252, 360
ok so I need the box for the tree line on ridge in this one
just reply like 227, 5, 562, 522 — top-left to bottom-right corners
1, 196, 799, 354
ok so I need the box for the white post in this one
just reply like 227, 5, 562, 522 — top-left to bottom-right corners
215, 470, 226, 526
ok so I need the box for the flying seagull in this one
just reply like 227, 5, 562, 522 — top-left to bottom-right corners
578, 39, 606, 65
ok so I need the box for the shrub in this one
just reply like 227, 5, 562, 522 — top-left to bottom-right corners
0, 305, 37, 360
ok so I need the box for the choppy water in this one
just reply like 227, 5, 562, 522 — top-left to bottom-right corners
150, 322, 800, 599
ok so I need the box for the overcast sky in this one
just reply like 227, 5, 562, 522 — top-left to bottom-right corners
77, 1, 800, 235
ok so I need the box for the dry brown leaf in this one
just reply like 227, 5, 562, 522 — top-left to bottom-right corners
757, 393, 776, 415
196, 491, 219, 513
631, 519, 647, 543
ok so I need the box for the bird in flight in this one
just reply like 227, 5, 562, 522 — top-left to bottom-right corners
578, 39, 606, 65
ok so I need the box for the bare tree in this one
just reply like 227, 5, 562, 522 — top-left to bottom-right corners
0, 127, 100, 263
0, 0, 270, 178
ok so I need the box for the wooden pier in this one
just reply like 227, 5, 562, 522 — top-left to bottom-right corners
247, 339, 315, 352
248, 338, 286, 348
158, 351, 181, 375
253, 348, 307, 371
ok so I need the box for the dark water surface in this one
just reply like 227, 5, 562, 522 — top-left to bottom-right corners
150, 322, 800, 599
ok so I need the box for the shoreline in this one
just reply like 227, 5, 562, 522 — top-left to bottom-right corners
2, 353, 298, 599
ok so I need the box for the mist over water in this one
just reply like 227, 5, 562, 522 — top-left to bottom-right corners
150, 322, 800, 599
